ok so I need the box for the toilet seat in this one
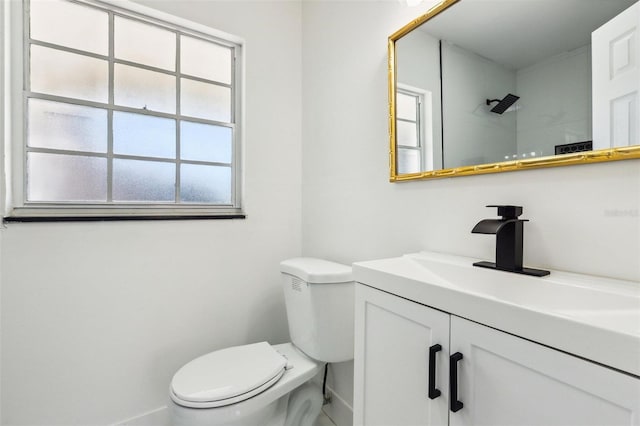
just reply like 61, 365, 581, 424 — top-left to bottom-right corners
170, 342, 288, 409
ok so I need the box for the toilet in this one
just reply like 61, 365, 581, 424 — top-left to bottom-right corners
169, 258, 354, 426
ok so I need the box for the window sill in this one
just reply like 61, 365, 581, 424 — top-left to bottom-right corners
4, 206, 246, 222
4, 214, 246, 223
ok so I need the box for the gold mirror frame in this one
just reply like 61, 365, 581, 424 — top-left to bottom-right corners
388, 0, 640, 182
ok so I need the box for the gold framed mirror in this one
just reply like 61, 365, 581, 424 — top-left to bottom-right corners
389, 0, 640, 182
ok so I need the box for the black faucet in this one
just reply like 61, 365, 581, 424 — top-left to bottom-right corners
472, 205, 549, 277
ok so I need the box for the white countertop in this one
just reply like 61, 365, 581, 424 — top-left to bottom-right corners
353, 251, 640, 377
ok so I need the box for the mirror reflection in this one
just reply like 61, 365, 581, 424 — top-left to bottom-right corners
394, 0, 639, 175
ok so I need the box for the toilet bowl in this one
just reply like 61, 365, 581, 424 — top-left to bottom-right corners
169, 258, 354, 426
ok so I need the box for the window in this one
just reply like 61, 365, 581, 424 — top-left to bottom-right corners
396, 85, 434, 174
3, 0, 244, 219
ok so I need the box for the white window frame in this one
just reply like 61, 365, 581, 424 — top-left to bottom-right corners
2, 0, 245, 220
397, 84, 434, 173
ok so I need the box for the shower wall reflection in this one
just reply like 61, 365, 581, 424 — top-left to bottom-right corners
396, 36, 592, 172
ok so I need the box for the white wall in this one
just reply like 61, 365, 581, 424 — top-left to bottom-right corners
301, 2, 640, 424
0, 1, 302, 424
517, 45, 592, 156
441, 42, 517, 168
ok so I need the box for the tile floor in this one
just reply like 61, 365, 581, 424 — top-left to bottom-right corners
314, 411, 336, 426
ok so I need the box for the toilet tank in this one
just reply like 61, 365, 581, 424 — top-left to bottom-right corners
280, 258, 354, 363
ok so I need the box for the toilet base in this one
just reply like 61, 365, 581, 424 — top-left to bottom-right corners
170, 395, 284, 426
284, 382, 323, 426
170, 383, 322, 426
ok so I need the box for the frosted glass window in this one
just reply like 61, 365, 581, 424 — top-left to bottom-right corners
397, 120, 418, 147
28, 99, 107, 153
397, 149, 420, 174
115, 17, 176, 71
181, 36, 232, 84
181, 78, 231, 122
21, 0, 242, 214
113, 112, 175, 159
114, 64, 176, 113
180, 121, 232, 163
30, 0, 108, 55
180, 164, 231, 204
397, 92, 417, 121
27, 152, 107, 202
113, 159, 175, 202
30, 45, 108, 103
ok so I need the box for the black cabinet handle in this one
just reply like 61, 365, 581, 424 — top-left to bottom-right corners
450, 352, 464, 412
428, 344, 442, 399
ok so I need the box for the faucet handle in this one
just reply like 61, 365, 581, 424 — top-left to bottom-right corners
486, 205, 523, 219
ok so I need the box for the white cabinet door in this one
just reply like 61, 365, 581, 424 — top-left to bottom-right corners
592, 2, 640, 149
450, 316, 640, 426
354, 284, 450, 426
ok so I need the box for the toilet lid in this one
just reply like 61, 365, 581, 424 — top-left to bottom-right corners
171, 342, 287, 406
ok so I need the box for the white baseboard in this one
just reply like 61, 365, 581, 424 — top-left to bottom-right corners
322, 386, 353, 426
111, 406, 170, 426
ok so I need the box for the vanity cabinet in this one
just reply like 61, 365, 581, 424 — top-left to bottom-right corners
354, 284, 640, 426
353, 283, 450, 426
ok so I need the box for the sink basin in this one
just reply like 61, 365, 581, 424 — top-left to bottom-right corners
353, 251, 640, 376
404, 252, 640, 336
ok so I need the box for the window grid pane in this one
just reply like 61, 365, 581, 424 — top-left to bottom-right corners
30, 0, 109, 55
180, 164, 231, 204
397, 92, 417, 121
30, 45, 109, 103
112, 158, 175, 202
114, 16, 176, 71
181, 35, 232, 84
180, 121, 232, 164
27, 152, 108, 202
114, 63, 176, 114
113, 111, 176, 159
181, 78, 232, 122
28, 98, 108, 153
25, 0, 238, 207
397, 148, 421, 175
